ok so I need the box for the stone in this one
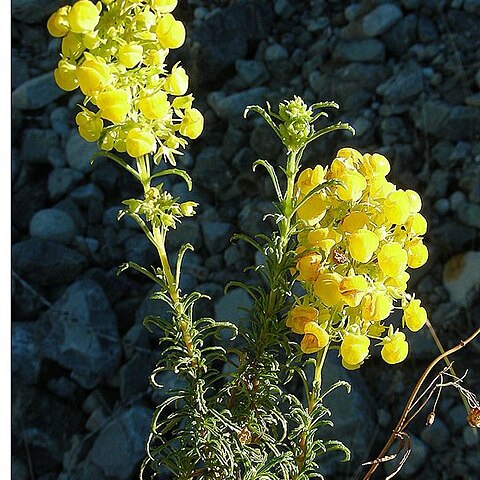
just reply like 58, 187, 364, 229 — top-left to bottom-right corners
13, 238, 87, 286
192, 146, 232, 193
122, 323, 150, 359
200, 220, 234, 254
12, 322, 41, 384
21, 128, 59, 164
434, 198, 450, 215
412, 101, 480, 141
429, 219, 476, 254
29, 208, 76, 245
377, 65, 424, 103
235, 60, 270, 87
40, 279, 121, 388
86, 406, 152, 480
420, 418, 451, 450
250, 121, 283, 159
418, 14, 438, 43
383, 13, 417, 56
264, 43, 289, 63
274, 0, 295, 18
50, 106, 72, 138
125, 233, 158, 267
390, 434, 428, 478
12, 72, 65, 110
443, 251, 480, 307
362, 3, 403, 36
207, 87, 269, 119
66, 131, 99, 173
214, 288, 254, 335
48, 168, 84, 201
12, 53, 29, 89
12, 0, 64, 23
168, 219, 202, 250
332, 39, 386, 63
462, 425, 478, 447
457, 202, 480, 229
119, 352, 156, 401
190, 0, 274, 82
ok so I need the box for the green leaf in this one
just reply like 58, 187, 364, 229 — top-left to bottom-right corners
253, 159, 284, 201
151, 168, 193, 191
324, 440, 351, 462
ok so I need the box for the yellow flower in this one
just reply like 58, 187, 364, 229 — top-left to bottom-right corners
296, 194, 327, 225
172, 95, 194, 110
83, 30, 100, 49
348, 229, 379, 263
406, 239, 428, 268
339, 274, 368, 307
152, 0, 178, 13
118, 43, 143, 68
295, 165, 325, 197
75, 111, 103, 141
180, 201, 198, 217
406, 189, 422, 213
286, 305, 318, 334
138, 91, 170, 120
164, 65, 189, 95
341, 211, 369, 233
96, 89, 131, 124
383, 190, 411, 225
381, 332, 409, 364
47, 6, 71, 37
336, 170, 367, 202
296, 252, 323, 283
336, 147, 363, 165
54, 59, 78, 91
300, 322, 330, 354
361, 290, 392, 321
385, 271, 410, 293
359, 153, 390, 178
156, 13, 186, 49
126, 128, 156, 158
62, 32, 85, 59
377, 242, 408, 278
403, 298, 427, 332
368, 176, 395, 199
307, 227, 341, 255
405, 213, 427, 236
67, 0, 100, 34
76, 57, 111, 96
314, 272, 343, 306
179, 108, 204, 139
340, 334, 370, 366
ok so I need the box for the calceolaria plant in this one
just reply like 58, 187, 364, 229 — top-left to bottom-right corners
48, 1, 437, 479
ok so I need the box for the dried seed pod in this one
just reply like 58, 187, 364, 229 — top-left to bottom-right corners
467, 407, 480, 428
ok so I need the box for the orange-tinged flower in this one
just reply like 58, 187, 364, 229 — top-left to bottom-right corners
339, 274, 368, 307
349, 229, 379, 263
361, 290, 392, 321
179, 108, 204, 139
381, 332, 409, 364
403, 298, 427, 332
67, 0, 100, 34
377, 242, 408, 278
296, 194, 327, 225
286, 305, 318, 334
295, 165, 326, 197
296, 252, 323, 283
138, 91, 170, 120
97, 88, 131, 124
307, 227, 341, 255
340, 333, 370, 366
300, 322, 330, 354
126, 128, 156, 158
314, 272, 343, 306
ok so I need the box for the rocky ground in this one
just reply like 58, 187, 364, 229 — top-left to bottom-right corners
11, 0, 480, 479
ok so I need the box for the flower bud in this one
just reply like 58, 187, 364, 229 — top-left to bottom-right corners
126, 128, 156, 158
67, 0, 100, 34
180, 201, 198, 217
403, 298, 427, 332
300, 322, 329, 354
75, 111, 103, 141
340, 334, 370, 366
54, 59, 78, 91
97, 88, 131, 124
118, 43, 143, 68
47, 6, 71, 37
156, 13, 186, 49
381, 332, 409, 364
406, 239, 428, 269
138, 91, 170, 120
164, 65, 189, 95
286, 305, 318, 334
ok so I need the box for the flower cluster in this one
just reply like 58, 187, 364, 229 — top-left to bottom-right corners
286, 148, 429, 368
48, 0, 204, 163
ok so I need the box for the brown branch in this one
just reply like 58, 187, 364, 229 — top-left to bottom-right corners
361, 326, 480, 480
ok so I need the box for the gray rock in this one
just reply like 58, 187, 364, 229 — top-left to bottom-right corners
418, 14, 438, 43
66, 131, 99, 173
464, 0, 480, 13
29, 208, 76, 245
377, 65, 424, 103
122, 323, 150, 359
12, 53, 29, 89
449, 190, 468, 212
41, 279, 121, 388
274, 0, 295, 18
383, 14, 417, 55
420, 418, 451, 450
12, 72, 65, 110
235, 60, 270, 87
250, 121, 282, 159
337, 63, 390, 91
12, 322, 41, 384
362, 3, 403, 36
21, 128, 60, 164
443, 251, 480, 307
345, 4, 362, 22
168, 219, 202, 250
221, 125, 248, 159
429, 219, 476, 254
12, 457, 28, 480
125, 233, 157, 267
424, 170, 450, 198
462, 425, 478, 447
394, 435, 428, 478
12, 0, 64, 23
434, 198, 450, 215
50, 107, 72, 138
457, 202, 480, 229
207, 87, 269, 119
412, 101, 480, 141
190, 0, 274, 82
119, 352, 156, 401
264, 43, 289, 63
214, 287, 253, 334
86, 406, 152, 480
201, 220, 234, 254
192, 146, 232, 193
13, 238, 87, 286
238, 200, 275, 237
48, 168, 84, 201
333, 39, 386, 63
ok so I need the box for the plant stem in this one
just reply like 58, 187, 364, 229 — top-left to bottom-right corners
362, 326, 480, 480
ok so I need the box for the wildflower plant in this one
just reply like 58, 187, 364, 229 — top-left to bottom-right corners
46, 1, 448, 479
